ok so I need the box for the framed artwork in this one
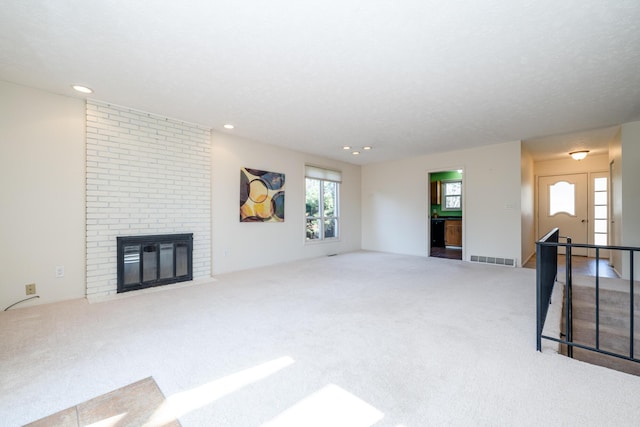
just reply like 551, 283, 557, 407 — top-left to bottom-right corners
240, 167, 285, 222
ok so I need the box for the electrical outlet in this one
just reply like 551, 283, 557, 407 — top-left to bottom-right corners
25, 283, 36, 295
55, 266, 65, 278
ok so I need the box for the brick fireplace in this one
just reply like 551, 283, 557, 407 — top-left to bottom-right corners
85, 101, 211, 297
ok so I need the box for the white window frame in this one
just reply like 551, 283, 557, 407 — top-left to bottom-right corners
441, 179, 462, 211
592, 175, 608, 246
305, 166, 341, 242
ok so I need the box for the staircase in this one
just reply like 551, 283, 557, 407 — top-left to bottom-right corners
562, 284, 640, 376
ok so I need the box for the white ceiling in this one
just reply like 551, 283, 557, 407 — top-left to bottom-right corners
1, 1, 639, 164
523, 125, 619, 161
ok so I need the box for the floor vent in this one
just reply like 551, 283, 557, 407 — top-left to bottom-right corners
470, 255, 516, 267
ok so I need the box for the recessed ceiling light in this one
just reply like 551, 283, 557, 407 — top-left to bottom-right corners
363, 146, 372, 150
72, 85, 93, 94
223, 124, 235, 129
343, 146, 351, 150
352, 151, 360, 155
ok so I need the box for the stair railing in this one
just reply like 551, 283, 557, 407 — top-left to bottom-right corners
536, 228, 559, 352
564, 236, 573, 359
536, 230, 639, 365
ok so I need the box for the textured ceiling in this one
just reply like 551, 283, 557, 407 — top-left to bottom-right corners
523, 125, 618, 161
1, 1, 639, 164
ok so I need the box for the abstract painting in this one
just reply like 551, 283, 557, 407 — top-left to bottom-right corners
240, 167, 285, 222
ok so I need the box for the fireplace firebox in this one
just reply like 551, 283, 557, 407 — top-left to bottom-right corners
117, 233, 193, 293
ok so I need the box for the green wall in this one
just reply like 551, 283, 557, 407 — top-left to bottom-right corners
430, 171, 463, 217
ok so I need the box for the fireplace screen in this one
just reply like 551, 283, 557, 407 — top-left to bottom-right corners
117, 234, 193, 293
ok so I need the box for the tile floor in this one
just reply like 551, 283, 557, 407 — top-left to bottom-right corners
430, 246, 463, 260
25, 377, 181, 427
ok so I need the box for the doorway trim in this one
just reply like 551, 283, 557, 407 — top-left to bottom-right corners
427, 167, 465, 260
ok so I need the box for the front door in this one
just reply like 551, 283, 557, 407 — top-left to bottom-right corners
538, 174, 588, 256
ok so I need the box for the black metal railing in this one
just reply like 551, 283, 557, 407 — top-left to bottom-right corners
536, 227, 559, 352
536, 230, 639, 365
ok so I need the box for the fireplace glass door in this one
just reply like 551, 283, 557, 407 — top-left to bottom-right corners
117, 234, 193, 293
123, 245, 141, 286
159, 243, 174, 279
142, 244, 158, 282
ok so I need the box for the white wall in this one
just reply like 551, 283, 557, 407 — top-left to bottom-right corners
362, 141, 523, 265
520, 145, 535, 264
0, 81, 86, 309
609, 128, 623, 272
211, 131, 361, 274
620, 121, 640, 246
619, 121, 640, 279
534, 154, 609, 177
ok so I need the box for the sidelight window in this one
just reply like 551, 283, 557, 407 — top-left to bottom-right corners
593, 177, 608, 246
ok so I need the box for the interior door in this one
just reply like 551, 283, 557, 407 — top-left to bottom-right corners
538, 174, 588, 256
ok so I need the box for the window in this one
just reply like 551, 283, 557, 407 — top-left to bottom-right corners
305, 166, 341, 241
441, 180, 462, 211
593, 176, 607, 246
549, 181, 575, 216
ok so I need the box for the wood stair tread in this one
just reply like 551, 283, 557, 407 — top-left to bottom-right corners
561, 283, 640, 376
571, 318, 640, 354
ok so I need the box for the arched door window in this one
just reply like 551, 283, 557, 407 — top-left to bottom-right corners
549, 181, 575, 216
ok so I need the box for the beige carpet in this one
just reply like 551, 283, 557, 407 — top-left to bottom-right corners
25, 377, 180, 427
2, 251, 640, 426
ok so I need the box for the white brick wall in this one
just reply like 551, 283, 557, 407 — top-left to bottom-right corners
86, 100, 211, 297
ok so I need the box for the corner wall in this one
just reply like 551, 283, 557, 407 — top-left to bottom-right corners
0, 81, 362, 308
521, 145, 535, 264
362, 141, 523, 265
609, 128, 623, 272
0, 81, 86, 309
619, 121, 640, 279
211, 131, 361, 274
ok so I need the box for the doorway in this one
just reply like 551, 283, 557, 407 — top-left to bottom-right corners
537, 172, 609, 258
429, 170, 463, 260
538, 173, 588, 255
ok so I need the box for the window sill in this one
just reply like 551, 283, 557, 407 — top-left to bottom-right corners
305, 238, 341, 245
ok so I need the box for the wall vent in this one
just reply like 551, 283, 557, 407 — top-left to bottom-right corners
470, 255, 516, 267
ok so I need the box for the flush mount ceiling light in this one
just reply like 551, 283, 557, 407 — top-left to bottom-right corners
569, 150, 589, 161
363, 146, 372, 150
72, 85, 93, 94
352, 151, 360, 155
343, 146, 351, 150
223, 124, 234, 129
